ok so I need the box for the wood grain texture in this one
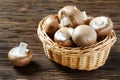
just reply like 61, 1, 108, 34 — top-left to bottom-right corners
0, 0, 120, 80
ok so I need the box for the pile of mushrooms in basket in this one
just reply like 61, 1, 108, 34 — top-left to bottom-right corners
37, 5, 116, 70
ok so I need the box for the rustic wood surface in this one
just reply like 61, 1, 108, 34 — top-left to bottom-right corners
0, 0, 120, 80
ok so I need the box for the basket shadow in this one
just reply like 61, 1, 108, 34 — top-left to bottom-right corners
14, 61, 41, 76
50, 60, 107, 78
51, 60, 96, 72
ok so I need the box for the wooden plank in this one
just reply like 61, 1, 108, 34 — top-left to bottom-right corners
0, 0, 120, 80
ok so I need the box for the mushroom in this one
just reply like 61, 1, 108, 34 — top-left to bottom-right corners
42, 15, 59, 38
54, 27, 74, 47
58, 5, 84, 28
72, 25, 97, 47
90, 16, 113, 36
8, 42, 32, 66
82, 11, 94, 25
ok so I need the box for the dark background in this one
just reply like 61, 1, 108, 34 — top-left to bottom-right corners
0, 0, 120, 80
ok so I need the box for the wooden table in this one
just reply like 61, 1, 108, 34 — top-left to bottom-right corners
0, 0, 120, 80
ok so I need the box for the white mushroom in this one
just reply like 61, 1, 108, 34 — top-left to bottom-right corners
54, 27, 74, 47
90, 16, 113, 36
72, 25, 97, 47
8, 42, 32, 66
42, 15, 59, 38
58, 5, 84, 28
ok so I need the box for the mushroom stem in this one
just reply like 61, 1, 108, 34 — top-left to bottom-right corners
82, 11, 88, 19
18, 42, 28, 54
95, 19, 104, 26
59, 17, 73, 27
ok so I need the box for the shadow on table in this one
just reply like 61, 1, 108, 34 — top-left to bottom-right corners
14, 61, 41, 76
50, 62, 106, 79
52, 61, 116, 72
52, 60, 99, 72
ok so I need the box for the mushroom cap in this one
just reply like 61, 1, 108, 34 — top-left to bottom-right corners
72, 25, 97, 47
42, 15, 59, 38
8, 47, 32, 66
54, 27, 73, 47
58, 5, 84, 28
90, 16, 113, 36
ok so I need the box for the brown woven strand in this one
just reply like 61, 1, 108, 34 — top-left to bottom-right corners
37, 15, 117, 71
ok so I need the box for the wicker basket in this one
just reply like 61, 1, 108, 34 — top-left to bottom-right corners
37, 15, 117, 71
